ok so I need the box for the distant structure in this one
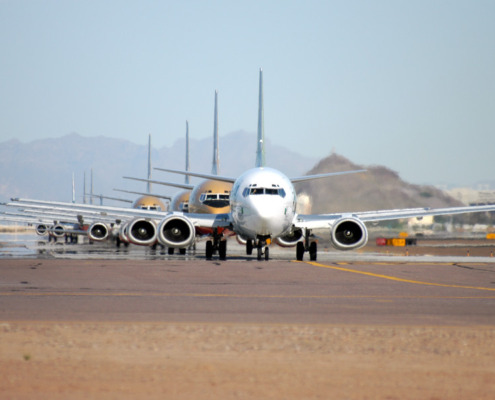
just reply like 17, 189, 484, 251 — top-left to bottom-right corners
447, 187, 495, 206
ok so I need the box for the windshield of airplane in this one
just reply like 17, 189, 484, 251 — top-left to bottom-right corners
199, 193, 230, 208
242, 186, 286, 198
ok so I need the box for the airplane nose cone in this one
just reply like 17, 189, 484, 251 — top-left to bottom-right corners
251, 199, 287, 236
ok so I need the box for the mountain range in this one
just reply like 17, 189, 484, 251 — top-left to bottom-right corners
0, 131, 317, 203
0, 132, 468, 214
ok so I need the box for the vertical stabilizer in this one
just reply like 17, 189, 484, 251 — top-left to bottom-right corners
255, 68, 266, 168
147, 134, 152, 193
185, 121, 190, 184
83, 171, 87, 204
90, 169, 94, 205
72, 173, 76, 203
212, 90, 220, 175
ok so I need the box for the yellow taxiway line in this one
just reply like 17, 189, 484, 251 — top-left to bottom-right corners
303, 261, 495, 291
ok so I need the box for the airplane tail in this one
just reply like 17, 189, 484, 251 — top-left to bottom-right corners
212, 90, 220, 175
185, 121, 190, 184
147, 134, 152, 193
72, 172, 76, 203
255, 68, 266, 168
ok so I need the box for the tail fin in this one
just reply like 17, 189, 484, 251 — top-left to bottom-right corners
83, 171, 87, 204
147, 134, 152, 193
255, 68, 265, 168
212, 90, 220, 175
72, 172, 76, 203
185, 121, 190, 184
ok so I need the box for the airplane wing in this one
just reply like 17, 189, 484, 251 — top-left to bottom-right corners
113, 189, 172, 201
123, 176, 195, 190
185, 212, 232, 228
153, 167, 367, 184
290, 169, 367, 183
5, 198, 168, 222
294, 204, 495, 229
154, 167, 236, 183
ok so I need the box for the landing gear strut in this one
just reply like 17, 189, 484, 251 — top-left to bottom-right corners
296, 229, 317, 261
206, 228, 226, 260
254, 237, 270, 261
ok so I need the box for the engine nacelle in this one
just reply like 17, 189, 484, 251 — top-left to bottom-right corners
51, 224, 66, 238
88, 222, 110, 241
127, 218, 158, 246
157, 214, 195, 248
118, 222, 131, 244
274, 228, 303, 248
236, 234, 248, 245
35, 224, 48, 236
330, 217, 368, 251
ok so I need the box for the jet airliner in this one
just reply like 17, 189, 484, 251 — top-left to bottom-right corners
5, 69, 495, 261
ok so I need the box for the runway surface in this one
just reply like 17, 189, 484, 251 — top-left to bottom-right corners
2, 237, 495, 399
1, 252, 494, 325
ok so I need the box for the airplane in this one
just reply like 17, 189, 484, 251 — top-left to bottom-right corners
5, 69, 495, 261
126, 91, 234, 258
131, 68, 495, 261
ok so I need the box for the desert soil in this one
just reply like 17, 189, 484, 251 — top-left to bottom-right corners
1, 321, 495, 399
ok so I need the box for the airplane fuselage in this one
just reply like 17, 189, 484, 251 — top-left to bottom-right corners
230, 167, 297, 240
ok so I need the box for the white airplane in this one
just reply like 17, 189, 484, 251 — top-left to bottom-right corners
6, 69, 495, 260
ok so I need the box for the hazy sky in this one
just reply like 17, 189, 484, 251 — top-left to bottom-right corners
1, 1, 494, 186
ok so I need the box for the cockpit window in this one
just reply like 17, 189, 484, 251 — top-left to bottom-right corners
139, 205, 162, 211
245, 186, 286, 197
250, 188, 264, 195
199, 192, 230, 208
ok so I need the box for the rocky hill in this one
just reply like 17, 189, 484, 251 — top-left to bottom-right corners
296, 153, 462, 214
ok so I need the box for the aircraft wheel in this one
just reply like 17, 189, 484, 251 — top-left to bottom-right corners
264, 246, 269, 261
246, 239, 253, 255
179, 248, 186, 255
257, 245, 263, 261
296, 241, 304, 261
219, 240, 227, 260
168, 247, 175, 255
206, 240, 214, 260
309, 242, 317, 261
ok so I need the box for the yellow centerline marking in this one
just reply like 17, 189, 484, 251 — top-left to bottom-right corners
303, 261, 495, 291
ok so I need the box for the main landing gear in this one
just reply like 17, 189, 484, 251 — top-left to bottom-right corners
296, 229, 317, 261
246, 238, 270, 261
206, 228, 226, 260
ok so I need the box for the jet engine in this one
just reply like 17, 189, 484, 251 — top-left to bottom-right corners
330, 217, 368, 250
51, 224, 66, 238
127, 218, 157, 246
274, 228, 303, 247
236, 234, 248, 245
88, 222, 110, 241
118, 222, 131, 244
157, 214, 195, 248
35, 224, 48, 236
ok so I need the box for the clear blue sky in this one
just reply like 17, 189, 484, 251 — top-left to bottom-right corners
1, 1, 494, 186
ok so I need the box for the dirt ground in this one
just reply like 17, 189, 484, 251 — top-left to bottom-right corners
1, 321, 494, 399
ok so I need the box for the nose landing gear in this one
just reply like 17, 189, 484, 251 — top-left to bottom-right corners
253, 237, 271, 261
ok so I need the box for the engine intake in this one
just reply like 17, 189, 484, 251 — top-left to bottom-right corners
52, 224, 66, 238
127, 218, 157, 246
331, 217, 368, 250
35, 224, 48, 236
157, 214, 195, 248
274, 228, 303, 247
88, 222, 110, 241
